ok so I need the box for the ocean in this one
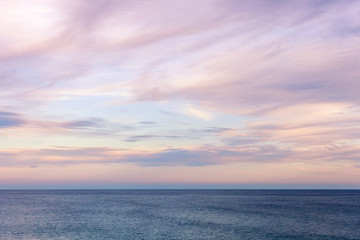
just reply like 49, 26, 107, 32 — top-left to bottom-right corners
0, 190, 359, 239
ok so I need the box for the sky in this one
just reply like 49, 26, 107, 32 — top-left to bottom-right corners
0, 0, 360, 189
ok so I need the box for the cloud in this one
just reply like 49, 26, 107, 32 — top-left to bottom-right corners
185, 107, 213, 120
0, 111, 25, 128
124, 135, 185, 143
57, 118, 137, 137
0, 145, 291, 167
1, 0, 359, 113
0, 0, 359, 186
139, 121, 156, 125
62, 118, 105, 129
160, 110, 180, 117
3, 141, 359, 168
118, 0, 360, 119
223, 136, 260, 146
127, 147, 291, 167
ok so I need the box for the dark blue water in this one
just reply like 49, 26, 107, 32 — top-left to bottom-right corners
0, 190, 359, 239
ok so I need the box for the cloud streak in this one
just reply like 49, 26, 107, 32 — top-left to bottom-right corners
2, 141, 360, 169
0, 0, 359, 187
0, 111, 25, 128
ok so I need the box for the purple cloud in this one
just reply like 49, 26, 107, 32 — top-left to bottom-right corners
0, 0, 359, 187
0, 111, 25, 128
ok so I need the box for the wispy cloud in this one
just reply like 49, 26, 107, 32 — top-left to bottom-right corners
0, 0, 359, 187
2, 141, 360, 168
0, 145, 291, 167
185, 107, 213, 120
0, 111, 25, 128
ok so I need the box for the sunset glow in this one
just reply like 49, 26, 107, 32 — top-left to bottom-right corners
1, 0, 359, 188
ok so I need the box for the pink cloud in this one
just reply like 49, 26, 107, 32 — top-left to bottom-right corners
0, 0, 359, 187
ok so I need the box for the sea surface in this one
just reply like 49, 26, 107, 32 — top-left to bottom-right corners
0, 190, 359, 240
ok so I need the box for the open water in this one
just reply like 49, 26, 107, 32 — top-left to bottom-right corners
0, 190, 359, 239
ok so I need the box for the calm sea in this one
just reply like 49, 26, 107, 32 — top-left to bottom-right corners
0, 190, 359, 239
